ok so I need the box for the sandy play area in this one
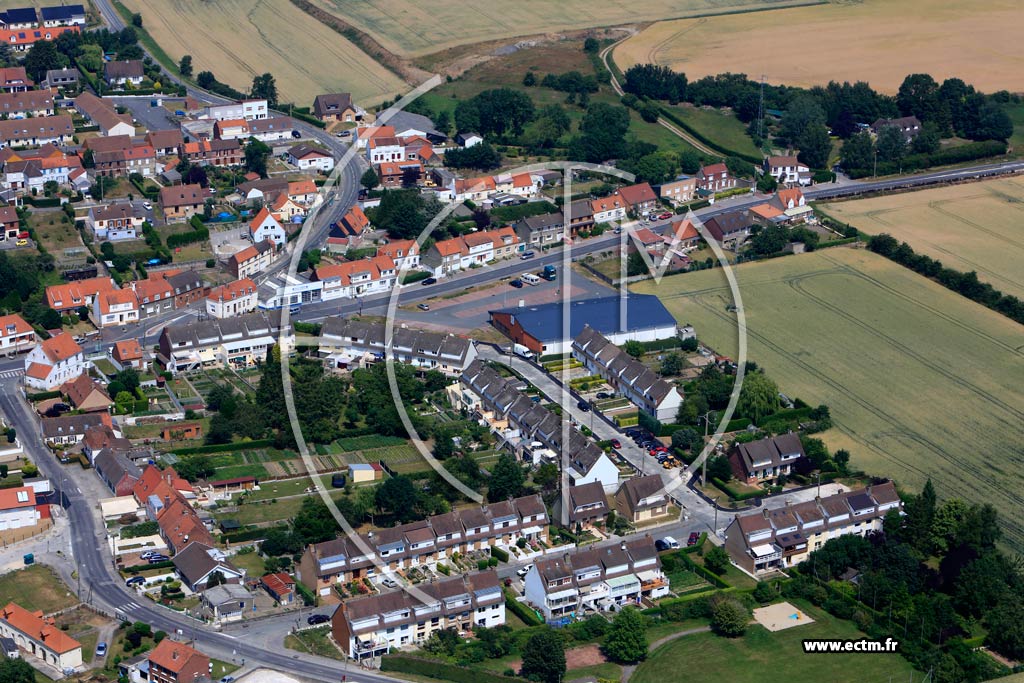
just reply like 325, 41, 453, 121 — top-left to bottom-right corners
753, 602, 814, 632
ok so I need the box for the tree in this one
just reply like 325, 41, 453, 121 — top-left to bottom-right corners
131, 12, 142, 27
625, 152, 675, 184
797, 123, 832, 170
0, 658, 36, 683
626, 251, 647, 278
706, 455, 732, 482
244, 137, 272, 178
488, 453, 525, 502
206, 570, 226, 587
671, 427, 702, 452
196, 71, 216, 89
114, 390, 135, 414
583, 37, 599, 53
250, 72, 278, 107
897, 74, 943, 125
750, 224, 789, 255
623, 340, 645, 358
911, 121, 941, 154
840, 131, 875, 173
986, 596, 1024, 660
23, 40, 66, 83
704, 545, 730, 575
756, 171, 778, 194
178, 55, 193, 78
736, 371, 780, 423
568, 102, 630, 163
360, 167, 379, 190
779, 95, 825, 148
534, 462, 559, 490
833, 449, 850, 475
660, 352, 683, 376
522, 71, 537, 87
875, 125, 907, 164
455, 88, 535, 139
710, 597, 749, 637
375, 475, 418, 523
603, 607, 648, 664
443, 142, 502, 170
520, 629, 566, 683
753, 581, 776, 604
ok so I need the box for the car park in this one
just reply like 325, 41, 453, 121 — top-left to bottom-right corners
307, 613, 330, 625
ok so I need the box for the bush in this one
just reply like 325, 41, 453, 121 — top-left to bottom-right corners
381, 655, 526, 683
505, 594, 543, 627
711, 597, 750, 637
490, 546, 509, 562
436, 563, 450, 575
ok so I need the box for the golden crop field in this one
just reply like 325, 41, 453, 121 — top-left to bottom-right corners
120, 0, 407, 106
820, 178, 1024, 300
615, 0, 1024, 94
307, 0, 818, 58
633, 249, 1024, 550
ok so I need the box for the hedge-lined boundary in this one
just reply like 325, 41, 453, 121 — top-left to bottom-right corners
712, 477, 767, 502
170, 439, 274, 455
504, 592, 543, 626
381, 655, 528, 683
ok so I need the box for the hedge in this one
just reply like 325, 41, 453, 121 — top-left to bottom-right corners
845, 139, 1008, 178
723, 417, 752, 432
504, 594, 543, 627
490, 546, 509, 562
400, 270, 431, 285
712, 477, 767, 502
436, 563, 450, 575
290, 110, 326, 129
381, 655, 528, 683
755, 406, 811, 428
27, 390, 62, 402
222, 524, 289, 544
676, 551, 730, 589
294, 580, 315, 606
124, 560, 174, 573
816, 236, 860, 250
166, 226, 209, 249
657, 105, 762, 164
170, 439, 274, 455
23, 196, 62, 208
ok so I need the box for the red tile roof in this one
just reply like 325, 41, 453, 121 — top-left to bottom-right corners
0, 486, 35, 511
0, 602, 80, 654
207, 278, 257, 302
0, 314, 32, 338
39, 333, 82, 363
148, 638, 209, 675
113, 339, 143, 362
618, 182, 657, 206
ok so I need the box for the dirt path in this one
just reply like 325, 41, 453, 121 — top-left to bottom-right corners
601, 39, 719, 157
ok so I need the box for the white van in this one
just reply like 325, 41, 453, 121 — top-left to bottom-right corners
520, 273, 541, 285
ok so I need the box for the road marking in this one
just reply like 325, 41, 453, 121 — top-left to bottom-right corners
0, 369, 23, 379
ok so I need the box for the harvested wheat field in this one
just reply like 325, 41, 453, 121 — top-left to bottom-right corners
309, 0, 816, 58
616, 0, 1024, 94
820, 178, 1024, 300
633, 249, 1024, 550
121, 0, 407, 105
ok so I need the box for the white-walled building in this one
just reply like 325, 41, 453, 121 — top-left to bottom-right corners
248, 207, 287, 247
0, 314, 35, 356
0, 486, 40, 531
24, 333, 85, 390
205, 278, 258, 319
287, 144, 335, 173
203, 99, 268, 121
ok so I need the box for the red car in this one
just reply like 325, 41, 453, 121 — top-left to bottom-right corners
610, 439, 621, 449
658, 212, 673, 220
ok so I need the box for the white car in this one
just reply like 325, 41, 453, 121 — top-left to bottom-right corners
659, 536, 680, 550
142, 201, 153, 211
516, 564, 534, 579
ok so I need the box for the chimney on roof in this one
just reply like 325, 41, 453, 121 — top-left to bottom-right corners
563, 553, 570, 564
762, 508, 769, 519
620, 541, 627, 551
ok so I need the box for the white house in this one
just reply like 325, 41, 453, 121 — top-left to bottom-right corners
590, 192, 627, 224
456, 132, 483, 148
92, 289, 140, 328
0, 602, 83, 672
763, 155, 811, 186
0, 486, 40, 531
366, 136, 404, 164
248, 207, 287, 247
0, 314, 35, 356
203, 99, 268, 121
206, 278, 258, 319
287, 144, 335, 173
23, 333, 85, 390
87, 202, 145, 241
312, 256, 397, 300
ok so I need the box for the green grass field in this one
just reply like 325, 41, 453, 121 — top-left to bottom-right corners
667, 104, 762, 157
818, 178, 1024, 299
0, 565, 76, 614
633, 602, 918, 683
633, 248, 1024, 551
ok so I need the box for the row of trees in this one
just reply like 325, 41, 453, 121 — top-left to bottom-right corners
867, 234, 1024, 324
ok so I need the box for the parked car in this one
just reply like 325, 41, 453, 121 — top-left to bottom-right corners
516, 564, 534, 579
520, 251, 536, 260
421, 277, 437, 286
125, 576, 145, 587
610, 438, 621, 449
654, 539, 671, 552
595, 392, 612, 399
140, 551, 158, 560
291, 130, 302, 138
142, 201, 153, 211
220, 677, 236, 683
147, 555, 169, 563
687, 532, 700, 546
660, 536, 681, 549
658, 212, 673, 220
576, 400, 590, 412
509, 279, 524, 288
307, 613, 330, 625
417, 303, 430, 311
96, 642, 107, 658
16, 239, 27, 246
381, 577, 399, 589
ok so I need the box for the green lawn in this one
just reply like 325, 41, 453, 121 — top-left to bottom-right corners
634, 603, 918, 683
284, 626, 345, 660
668, 104, 762, 157
568, 663, 623, 681
247, 477, 312, 501
227, 550, 267, 577
1006, 101, 1024, 158
0, 565, 76, 614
